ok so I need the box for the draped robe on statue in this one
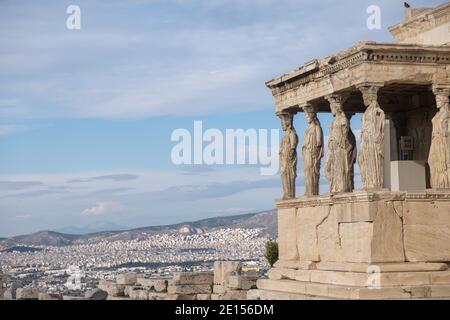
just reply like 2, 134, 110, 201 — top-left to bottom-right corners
359, 102, 385, 189
280, 128, 298, 199
325, 114, 353, 193
302, 119, 324, 196
429, 107, 450, 189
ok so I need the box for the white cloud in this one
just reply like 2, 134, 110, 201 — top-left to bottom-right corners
81, 203, 109, 217
0, 0, 418, 120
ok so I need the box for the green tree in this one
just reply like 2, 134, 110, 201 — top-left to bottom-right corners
264, 239, 279, 267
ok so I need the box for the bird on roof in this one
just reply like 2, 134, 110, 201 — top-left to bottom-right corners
404, 2, 411, 8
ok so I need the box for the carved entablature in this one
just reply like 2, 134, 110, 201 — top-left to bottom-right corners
267, 42, 450, 114
389, 2, 450, 45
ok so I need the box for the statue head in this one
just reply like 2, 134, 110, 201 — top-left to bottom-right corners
326, 94, 346, 117
278, 113, 294, 131
436, 94, 450, 111
329, 101, 343, 116
362, 91, 378, 108
303, 104, 317, 124
305, 111, 316, 124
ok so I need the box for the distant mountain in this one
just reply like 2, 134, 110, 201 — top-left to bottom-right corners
55, 221, 129, 235
0, 231, 78, 249
0, 210, 277, 249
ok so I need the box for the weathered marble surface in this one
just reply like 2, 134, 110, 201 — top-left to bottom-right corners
358, 84, 385, 190
429, 86, 450, 189
279, 112, 298, 200
325, 94, 354, 193
276, 191, 450, 265
302, 108, 324, 196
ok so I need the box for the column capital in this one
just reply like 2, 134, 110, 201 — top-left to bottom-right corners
299, 102, 318, 114
432, 84, 450, 96
357, 82, 384, 108
325, 92, 349, 105
276, 109, 298, 118
356, 81, 385, 92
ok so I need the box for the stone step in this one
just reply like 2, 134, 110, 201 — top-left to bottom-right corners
257, 279, 450, 300
268, 267, 450, 287
316, 262, 449, 273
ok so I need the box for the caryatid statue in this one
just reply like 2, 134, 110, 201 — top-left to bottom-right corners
346, 113, 357, 191
358, 84, 385, 189
429, 86, 450, 189
278, 111, 299, 200
301, 105, 324, 196
325, 94, 354, 193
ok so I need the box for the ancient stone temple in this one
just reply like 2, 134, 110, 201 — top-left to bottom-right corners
255, 2, 450, 299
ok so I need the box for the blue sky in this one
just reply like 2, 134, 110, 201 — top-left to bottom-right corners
0, 0, 445, 236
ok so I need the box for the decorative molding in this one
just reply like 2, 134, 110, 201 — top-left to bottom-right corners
276, 190, 450, 208
268, 44, 450, 96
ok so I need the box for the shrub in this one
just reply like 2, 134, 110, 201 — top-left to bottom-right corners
264, 239, 279, 267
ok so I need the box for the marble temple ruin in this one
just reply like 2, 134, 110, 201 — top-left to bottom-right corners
253, 1, 450, 300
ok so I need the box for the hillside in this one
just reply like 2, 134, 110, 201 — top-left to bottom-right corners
0, 209, 277, 249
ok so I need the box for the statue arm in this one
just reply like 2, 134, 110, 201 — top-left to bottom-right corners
373, 108, 385, 144
314, 126, 324, 158
337, 118, 349, 148
289, 131, 298, 159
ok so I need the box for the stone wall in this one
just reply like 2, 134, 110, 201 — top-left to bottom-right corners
97, 261, 257, 300
1, 261, 258, 300
211, 261, 257, 300
276, 190, 450, 265
98, 272, 214, 300
251, 190, 450, 300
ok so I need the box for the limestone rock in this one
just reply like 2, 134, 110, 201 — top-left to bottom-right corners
167, 284, 212, 295
98, 280, 125, 297
136, 278, 168, 292
38, 292, 62, 300
148, 292, 168, 300
62, 295, 88, 300
214, 261, 241, 285
116, 273, 137, 285
129, 289, 149, 300
226, 275, 257, 290
3, 288, 15, 300
2, 281, 22, 300
171, 272, 213, 285
162, 294, 196, 300
16, 287, 39, 300
213, 284, 226, 294
211, 290, 248, 300
85, 288, 108, 300
124, 285, 136, 297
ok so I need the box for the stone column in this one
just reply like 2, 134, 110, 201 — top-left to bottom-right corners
429, 85, 450, 189
277, 110, 299, 199
324, 93, 355, 193
357, 83, 385, 190
301, 104, 324, 196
